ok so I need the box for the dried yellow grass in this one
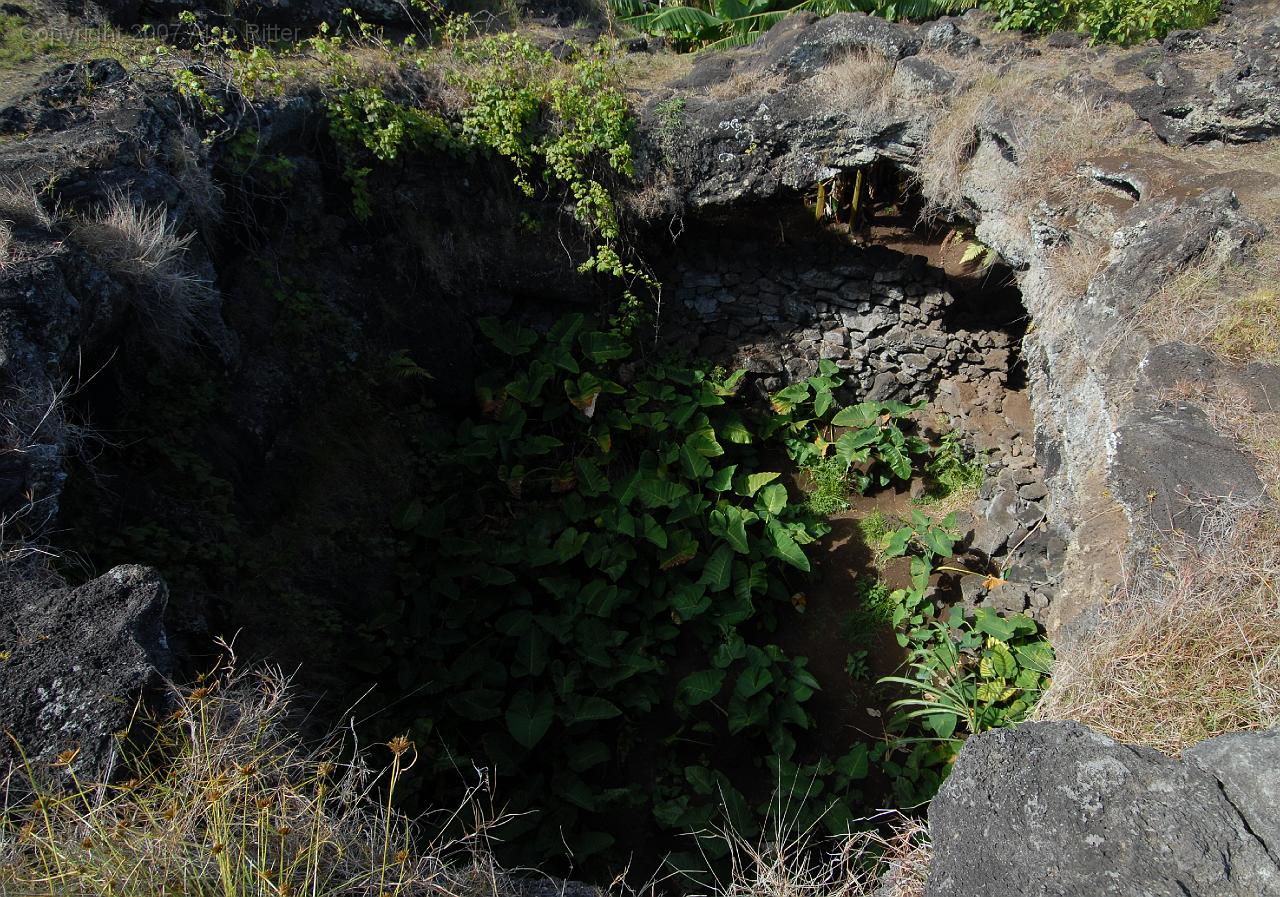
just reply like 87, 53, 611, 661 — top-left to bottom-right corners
72, 192, 214, 348
1034, 503, 1280, 755
809, 50, 900, 131
0, 651, 514, 897
914, 72, 1137, 222
703, 811, 930, 897
708, 66, 786, 102
1140, 230, 1280, 366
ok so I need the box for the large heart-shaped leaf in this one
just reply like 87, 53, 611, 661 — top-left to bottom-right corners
767, 519, 810, 572
505, 691, 554, 748
739, 471, 781, 497
677, 669, 725, 706
578, 330, 632, 363
700, 544, 735, 592
567, 695, 622, 723
830, 402, 881, 428
758, 482, 788, 516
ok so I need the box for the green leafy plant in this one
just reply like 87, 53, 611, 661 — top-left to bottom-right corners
611, 0, 978, 51
765, 362, 928, 493
983, 0, 1220, 44
384, 313, 884, 867
850, 576, 895, 627
871, 508, 1054, 802
857, 509, 891, 555
804, 454, 852, 516
882, 608, 1054, 742
921, 430, 984, 502
844, 649, 870, 682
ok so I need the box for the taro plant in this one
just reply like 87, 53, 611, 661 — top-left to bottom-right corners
882, 509, 960, 641
765, 360, 929, 495
382, 313, 880, 869
872, 509, 1055, 803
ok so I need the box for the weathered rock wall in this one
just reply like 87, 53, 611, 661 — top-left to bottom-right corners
637, 7, 1278, 643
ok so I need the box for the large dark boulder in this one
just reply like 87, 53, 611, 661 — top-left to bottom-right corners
927, 721, 1280, 896
0, 565, 173, 786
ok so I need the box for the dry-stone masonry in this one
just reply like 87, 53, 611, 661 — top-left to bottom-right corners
667, 240, 1015, 403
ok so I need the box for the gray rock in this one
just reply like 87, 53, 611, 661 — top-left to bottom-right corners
928, 722, 1280, 897
0, 566, 174, 787
1185, 728, 1280, 858
1111, 402, 1265, 535
766, 12, 922, 79
1017, 481, 1048, 501
892, 56, 957, 99
1126, 23, 1280, 145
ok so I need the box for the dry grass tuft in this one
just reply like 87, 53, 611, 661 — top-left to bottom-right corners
0, 182, 55, 231
164, 127, 225, 231
914, 73, 1137, 222
708, 66, 786, 102
1210, 289, 1280, 360
1035, 502, 1280, 755
72, 192, 214, 347
696, 808, 930, 897
809, 50, 900, 132
1169, 375, 1280, 501
0, 652, 514, 897
912, 75, 996, 220
0, 182, 57, 266
1042, 231, 1112, 300
1139, 230, 1280, 365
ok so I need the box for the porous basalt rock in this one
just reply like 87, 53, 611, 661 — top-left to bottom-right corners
927, 721, 1280, 896
1126, 21, 1280, 144
0, 565, 173, 785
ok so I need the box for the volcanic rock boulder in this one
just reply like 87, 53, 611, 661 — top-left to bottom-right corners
0, 565, 173, 786
927, 721, 1280, 896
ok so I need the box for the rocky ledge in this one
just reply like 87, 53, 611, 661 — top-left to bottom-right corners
929, 721, 1280, 896
0, 565, 173, 786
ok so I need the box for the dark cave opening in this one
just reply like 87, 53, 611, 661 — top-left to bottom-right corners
48, 151, 1060, 885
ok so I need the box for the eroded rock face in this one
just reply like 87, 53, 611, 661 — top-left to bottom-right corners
0, 565, 173, 785
1126, 21, 1280, 144
638, 8, 1277, 640
927, 721, 1280, 896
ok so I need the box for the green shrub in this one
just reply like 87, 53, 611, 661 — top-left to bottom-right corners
611, 0, 978, 51
853, 575, 894, 625
983, 0, 1220, 45
857, 509, 891, 554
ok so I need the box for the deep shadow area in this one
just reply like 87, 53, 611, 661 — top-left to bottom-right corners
50, 142, 1037, 884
